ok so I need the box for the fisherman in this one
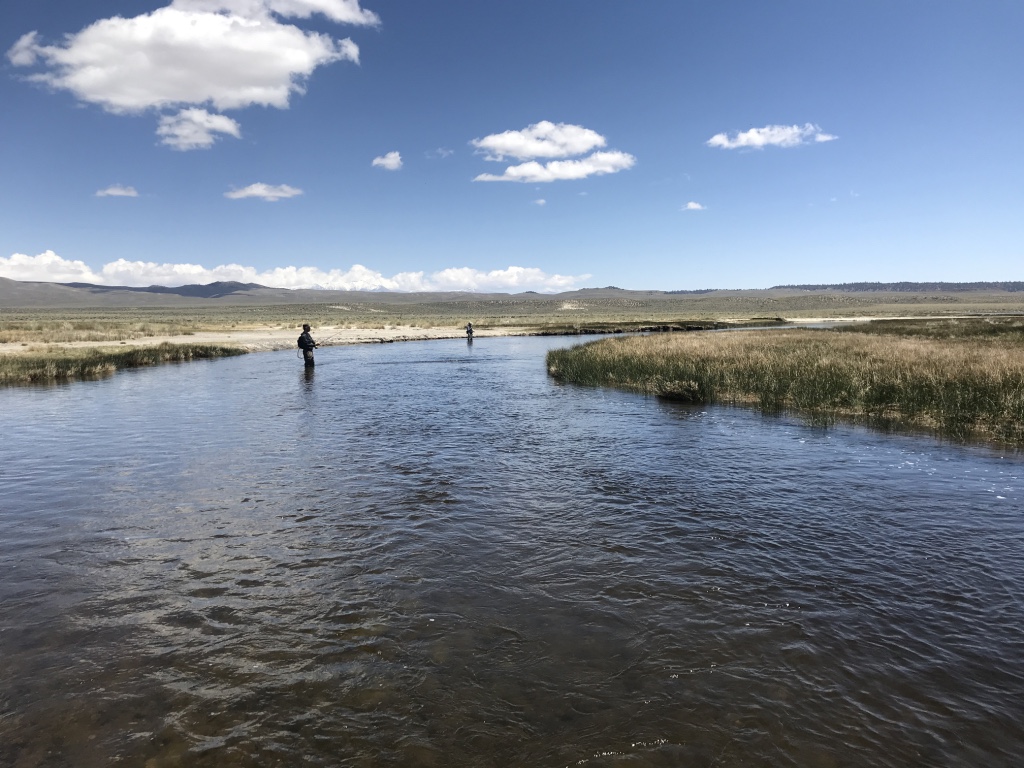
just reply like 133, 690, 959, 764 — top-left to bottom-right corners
297, 323, 318, 366
465, 322, 474, 338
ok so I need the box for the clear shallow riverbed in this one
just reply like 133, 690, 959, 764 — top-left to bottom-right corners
1, 336, 1022, 767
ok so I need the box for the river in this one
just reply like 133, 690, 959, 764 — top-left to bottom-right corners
1, 336, 1022, 767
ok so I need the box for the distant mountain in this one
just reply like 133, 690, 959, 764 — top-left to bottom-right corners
772, 281, 1024, 293
0, 276, 282, 308
60, 280, 268, 298
5, 275, 1024, 310
0, 276, 569, 308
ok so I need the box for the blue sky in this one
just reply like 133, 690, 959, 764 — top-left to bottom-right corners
2, 0, 1021, 292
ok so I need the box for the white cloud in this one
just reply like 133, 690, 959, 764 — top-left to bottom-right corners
225, 182, 303, 201
173, 0, 379, 25
6, 31, 39, 66
0, 250, 105, 283
533, 199, 546, 206
682, 201, 705, 211
471, 121, 634, 184
6, 0, 375, 148
158, 109, 242, 149
471, 121, 606, 161
706, 123, 838, 150
372, 151, 402, 170
1, 251, 589, 293
407, 266, 587, 293
96, 185, 139, 197
474, 151, 636, 183
427, 147, 454, 159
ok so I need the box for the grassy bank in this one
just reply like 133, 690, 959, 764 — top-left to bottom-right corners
0, 343, 247, 386
546, 320, 1024, 444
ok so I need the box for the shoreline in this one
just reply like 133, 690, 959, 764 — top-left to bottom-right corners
0, 314, 1012, 358
0, 325, 536, 356
0, 316, 936, 357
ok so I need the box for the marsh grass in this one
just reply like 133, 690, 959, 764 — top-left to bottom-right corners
547, 324, 1024, 444
0, 343, 247, 385
838, 315, 1024, 341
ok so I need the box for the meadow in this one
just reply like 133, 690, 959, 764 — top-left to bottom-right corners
546, 317, 1024, 445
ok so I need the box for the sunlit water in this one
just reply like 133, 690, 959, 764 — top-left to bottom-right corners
2, 336, 1022, 767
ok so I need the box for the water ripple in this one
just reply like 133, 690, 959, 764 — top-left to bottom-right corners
1, 337, 1022, 766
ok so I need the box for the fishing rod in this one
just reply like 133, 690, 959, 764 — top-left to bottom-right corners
316, 330, 346, 345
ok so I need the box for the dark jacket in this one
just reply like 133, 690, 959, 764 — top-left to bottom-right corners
298, 331, 316, 350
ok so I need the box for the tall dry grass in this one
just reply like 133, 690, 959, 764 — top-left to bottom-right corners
0, 343, 247, 385
547, 329, 1024, 443
0, 318, 199, 343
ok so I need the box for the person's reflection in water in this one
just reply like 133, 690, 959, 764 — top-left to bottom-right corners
302, 365, 315, 388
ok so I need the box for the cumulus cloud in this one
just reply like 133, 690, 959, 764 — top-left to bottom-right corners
158, 109, 242, 149
474, 151, 636, 183
707, 123, 837, 150
682, 201, 705, 211
96, 185, 139, 197
533, 199, 546, 206
471, 121, 634, 183
372, 151, 402, 170
405, 266, 587, 293
471, 121, 606, 162
224, 182, 303, 201
6, 0, 375, 148
0, 251, 105, 283
1, 251, 589, 293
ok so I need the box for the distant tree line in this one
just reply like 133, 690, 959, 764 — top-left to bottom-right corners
770, 282, 1024, 293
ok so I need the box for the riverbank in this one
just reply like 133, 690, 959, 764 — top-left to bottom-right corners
546, 318, 1024, 445
0, 343, 248, 385
0, 324, 535, 356
0, 318, 786, 368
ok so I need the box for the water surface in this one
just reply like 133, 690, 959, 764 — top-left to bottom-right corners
2, 336, 1022, 766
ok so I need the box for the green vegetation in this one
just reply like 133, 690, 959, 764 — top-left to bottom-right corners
0, 343, 247, 386
547, 318, 1024, 444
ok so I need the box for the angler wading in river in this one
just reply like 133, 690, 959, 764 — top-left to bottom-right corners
297, 324, 318, 367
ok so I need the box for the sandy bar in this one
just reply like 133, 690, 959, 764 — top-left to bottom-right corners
0, 325, 536, 355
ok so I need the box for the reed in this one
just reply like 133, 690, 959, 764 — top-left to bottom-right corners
546, 326, 1024, 444
837, 316, 1024, 341
0, 343, 247, 386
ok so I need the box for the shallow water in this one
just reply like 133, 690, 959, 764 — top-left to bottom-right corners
1, 336, 1022, 767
